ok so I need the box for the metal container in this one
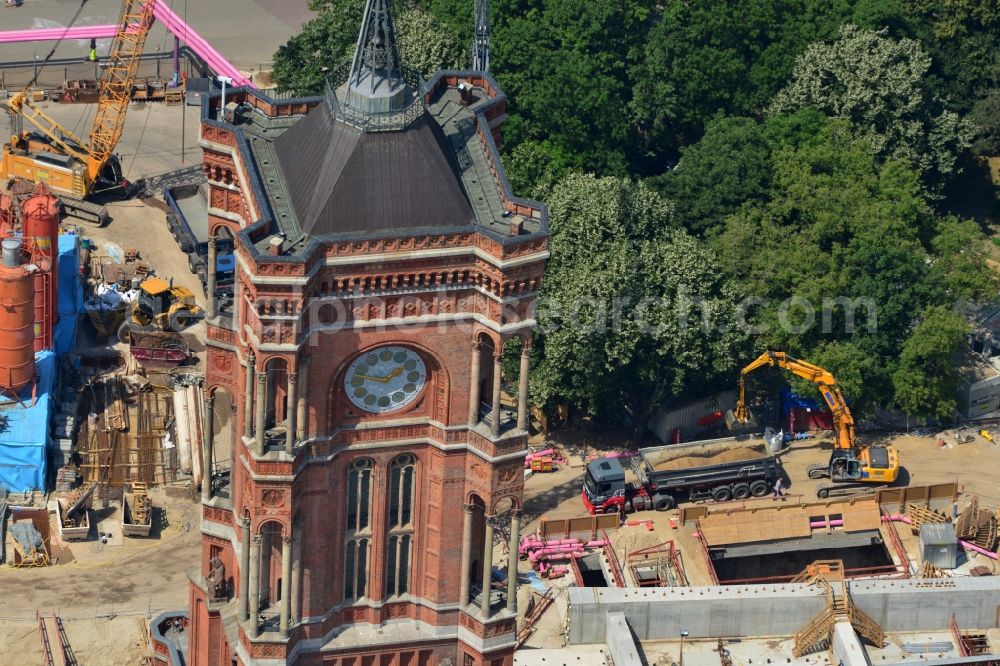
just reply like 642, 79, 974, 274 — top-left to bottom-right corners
919, 523, 958, 570
0, 240, 36, 395
21, 187, 59, 352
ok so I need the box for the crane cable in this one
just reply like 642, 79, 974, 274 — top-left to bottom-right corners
23, 0, 94, 92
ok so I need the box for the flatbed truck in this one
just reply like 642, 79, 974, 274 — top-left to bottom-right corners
582, 435, 782, 514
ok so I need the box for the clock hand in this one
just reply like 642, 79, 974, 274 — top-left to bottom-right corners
354, 373, 390, 383
386, 366, 404, 380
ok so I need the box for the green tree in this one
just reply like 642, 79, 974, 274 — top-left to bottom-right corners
533, 174, 747, 442
271, 0, 362, 95
892, 306, 969, 419
713, 117, 988, 410
769, 24, 974, 190
491, 0, 652, 181
272, 0, 466, 95
648, 116, 771, 235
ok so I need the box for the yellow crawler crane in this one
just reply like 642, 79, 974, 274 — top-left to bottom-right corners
1, 0, 155, 224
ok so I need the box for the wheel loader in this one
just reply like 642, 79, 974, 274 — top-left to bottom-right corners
117, 277, 202, 343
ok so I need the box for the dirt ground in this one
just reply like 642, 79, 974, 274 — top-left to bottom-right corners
517, 425, 1000, 648
0, 488, 200, 665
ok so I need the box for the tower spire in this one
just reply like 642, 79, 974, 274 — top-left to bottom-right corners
472, 0, 490, 72
348, 0, 404, 105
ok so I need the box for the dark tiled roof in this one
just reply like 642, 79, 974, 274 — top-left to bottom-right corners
271, 100, 476, 236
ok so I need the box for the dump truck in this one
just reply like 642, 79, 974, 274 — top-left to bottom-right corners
582, 435, 782, 514
165, 183, 235, 293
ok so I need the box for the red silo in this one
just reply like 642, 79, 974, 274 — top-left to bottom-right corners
0, 239, 36, 396
21, 184, 59, 352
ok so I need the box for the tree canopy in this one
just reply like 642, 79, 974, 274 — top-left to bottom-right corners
271, 0, 1000, 427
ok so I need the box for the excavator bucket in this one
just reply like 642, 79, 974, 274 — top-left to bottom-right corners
725, 408, 756, 431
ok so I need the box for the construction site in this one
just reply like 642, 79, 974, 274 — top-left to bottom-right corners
0, 1, 999, 666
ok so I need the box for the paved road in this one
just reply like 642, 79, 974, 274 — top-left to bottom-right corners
0, 0, 314, 87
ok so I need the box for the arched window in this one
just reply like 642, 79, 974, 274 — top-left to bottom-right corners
386, 454, 415, 596
388, 454, 415, 528
346, 458, 372, 533
344, 458, 373, 600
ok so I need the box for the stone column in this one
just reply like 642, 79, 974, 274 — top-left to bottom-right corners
206, 235, 217, 318
467, 342, 482, 426
517, 345, 530, 431
285, 372, 297, 455
243, 353, 255, 439
201, 395, 215, 501
490, 352, 502, 437
480, 515, 495, 618
507, 510, 521, 613
459, 503, 474, 606
248, 534, 261, 638
280, 534, 293, 636
239, 518, 250, 622
290, 524, 302, 626
296, 357, 308, 441
255, 373, 267, 454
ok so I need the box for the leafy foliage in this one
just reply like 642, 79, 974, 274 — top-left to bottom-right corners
270, 0, 999, 425
769, 24, 974, 190
892, 306, 969, 419
533, 174, 747, 442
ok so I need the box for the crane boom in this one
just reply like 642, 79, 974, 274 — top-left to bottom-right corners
4, 96, 91, 164
735, 351, 855, 451
86, 0, 156, 181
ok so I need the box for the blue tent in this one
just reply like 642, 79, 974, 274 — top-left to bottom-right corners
0, 351, 56, 492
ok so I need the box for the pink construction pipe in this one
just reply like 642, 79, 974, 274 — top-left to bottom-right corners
152, 0, 253, 87
0, 1, 254, 88
0, 25, 118, 44
526, 448, 555, 460
959, 540, 998, 559
810, 519, 845, 528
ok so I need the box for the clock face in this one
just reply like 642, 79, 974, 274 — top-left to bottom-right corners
345, 346, 428, 414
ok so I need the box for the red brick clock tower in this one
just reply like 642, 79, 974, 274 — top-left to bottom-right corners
186, 0, 549, 664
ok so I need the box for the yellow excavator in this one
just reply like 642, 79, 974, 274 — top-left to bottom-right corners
1, 0, 154, 224
733, 351, 900, 498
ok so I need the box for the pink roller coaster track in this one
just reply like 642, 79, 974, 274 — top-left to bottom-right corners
0, 0, 254, 88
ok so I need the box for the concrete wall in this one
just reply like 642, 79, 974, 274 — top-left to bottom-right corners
605, 613, 643, 666
567, 578, 1000, 644
832, 622, 870, 666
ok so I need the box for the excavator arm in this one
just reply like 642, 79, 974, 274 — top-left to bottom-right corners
735, 351, 855, 451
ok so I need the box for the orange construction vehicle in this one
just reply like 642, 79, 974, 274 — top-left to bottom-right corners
733, 351, 900, 498
1, 0, 154, 224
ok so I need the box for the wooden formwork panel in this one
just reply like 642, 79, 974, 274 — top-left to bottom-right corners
539, 514, 619, 539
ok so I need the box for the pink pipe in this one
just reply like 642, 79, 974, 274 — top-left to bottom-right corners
810, 519, 845, 528
0, 1, 254, 88
526, 448, 555, 460
0, 25, 118, 44
152, 0, 253, 87
550, 565, 569, 574
959, 540, 998, 560
585, 539, 610, 547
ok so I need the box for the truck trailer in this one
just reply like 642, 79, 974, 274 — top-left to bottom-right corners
582, 436, 782, 514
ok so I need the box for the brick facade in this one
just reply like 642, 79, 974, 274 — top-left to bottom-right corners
187, 68, 547, 665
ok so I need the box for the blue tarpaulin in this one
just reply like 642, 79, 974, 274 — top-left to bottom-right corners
54, 234, 83, 355
0, 351, 56, 492
781, 387, 825, 415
